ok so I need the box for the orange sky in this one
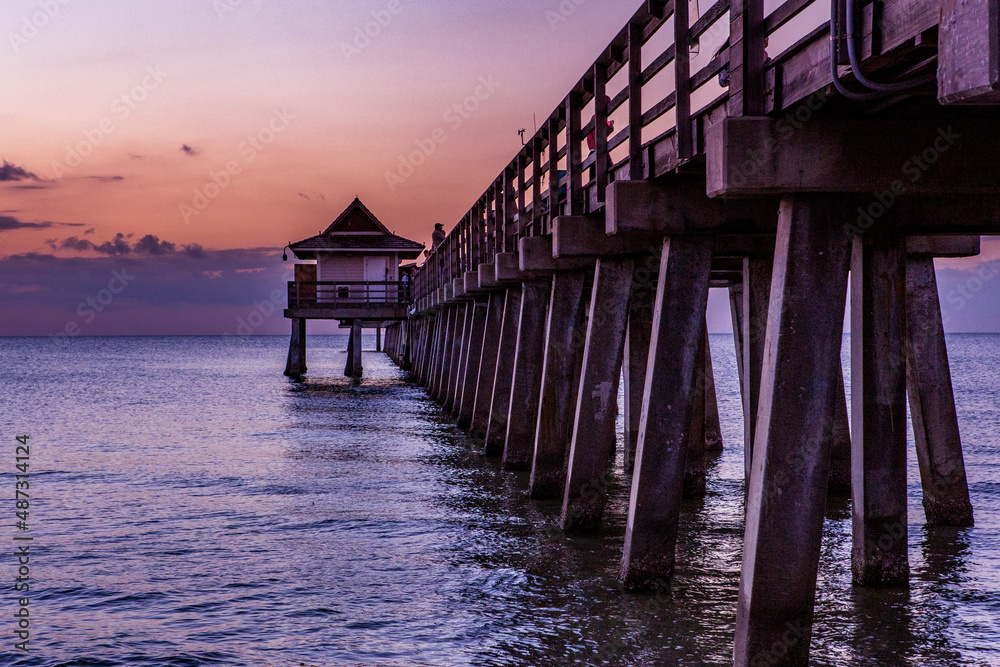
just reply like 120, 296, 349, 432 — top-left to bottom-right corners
1, 1, 645, 256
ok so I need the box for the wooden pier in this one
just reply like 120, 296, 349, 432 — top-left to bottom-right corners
379, 0, 998, 663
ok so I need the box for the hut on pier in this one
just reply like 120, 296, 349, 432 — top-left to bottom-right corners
282, 197, 424, 378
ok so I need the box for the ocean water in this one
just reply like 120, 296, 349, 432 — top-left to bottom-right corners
0, 333, 997, 666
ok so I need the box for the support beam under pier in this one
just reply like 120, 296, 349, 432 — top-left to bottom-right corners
851, 232, 909, 587
619, 237, 712, 589
485, 287, 522, 456
733, 195, 852, 667
458, 299, 488, 429
561, 258, 633, 532
284, 317, 307, 378
503, 280, 550, 470
347, 320, 363, 378
531, 271, 588, 498
470, 290, 505, 442
906, 256, 974, 526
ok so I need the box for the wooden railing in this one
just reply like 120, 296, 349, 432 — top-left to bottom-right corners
409, 0, 939, 304
287, 281, 411, 309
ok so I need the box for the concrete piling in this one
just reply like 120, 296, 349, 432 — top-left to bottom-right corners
733, 196, 853, 667
471, 291, 506, 440
620, 237, 712, 590
485, 287, 522, 456
530, 271, 588, 498
905, 256, 974, 526
561, 258, 634, 532
850, 232, 910, 587
458, 300, 489, 429
284, 318, 307, 378
503, 280, 551, 470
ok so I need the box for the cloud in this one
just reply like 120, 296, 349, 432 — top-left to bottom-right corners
0, 215, 84, 231
0, 160, 42, 182
86, 175, 125, 182
133, 234, 175, 255
181, 144, 201, 157
84, 228, 96, 235
93, 232, 133, 256
47, 232, 210, 259
128, 153, 144, 160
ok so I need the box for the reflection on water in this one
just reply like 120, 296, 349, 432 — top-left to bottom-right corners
0, 334, 997, 666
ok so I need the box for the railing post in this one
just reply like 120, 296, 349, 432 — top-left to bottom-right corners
548, 116, 560, 226
517, 152, 527, 241
674, 0, 693, 157
503, 166, 516, 252
566, 90, 584, 215
729, 0, 766, 116
594, 63, 610, 202
628, 21, 644, 180
532, 137, 543, 235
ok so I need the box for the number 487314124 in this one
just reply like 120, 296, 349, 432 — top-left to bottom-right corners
15, 434, 29, 473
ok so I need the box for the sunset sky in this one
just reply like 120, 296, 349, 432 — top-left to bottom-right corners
2, 0, 998, 336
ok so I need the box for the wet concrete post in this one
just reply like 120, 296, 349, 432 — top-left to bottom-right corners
417, 317, 434, 386
530, 271, 588, 498
428, 314, 445, 390
432, 307, 454, 402
623, 268, 657, 473
561, 257, 634, 532
851, 231, 909, 587
284, 317, 307, 377
470, 290, 506, 439
345, 321, 356, 377
485, 287, 522, 456
828, 367, 852, 494
457, 299, 489, 429
447, 303, 472, 416
502, 279, 551, 470
445, 303, 469, 413
376, 326, 382, 352
684, 321, 709, 498
619, 237, 712, 589
350, 320, 363, 377
703, 328, 724, 452
742, 256, 773, 484
728, 281, 746, 405
733, 195, 852, 667
906, 255, 974, 526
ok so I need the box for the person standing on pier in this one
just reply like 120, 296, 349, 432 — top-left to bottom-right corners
431, 223, 446, 249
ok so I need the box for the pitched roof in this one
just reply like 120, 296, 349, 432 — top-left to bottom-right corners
288, 198, 425, 260
323, 198, 391, 234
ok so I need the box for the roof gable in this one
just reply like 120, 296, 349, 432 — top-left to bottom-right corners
323, 198, 391, 235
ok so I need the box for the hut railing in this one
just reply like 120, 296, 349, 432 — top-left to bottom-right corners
287, 281, 411, 308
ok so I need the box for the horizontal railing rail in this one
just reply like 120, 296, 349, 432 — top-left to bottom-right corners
287, 281, 411, 309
